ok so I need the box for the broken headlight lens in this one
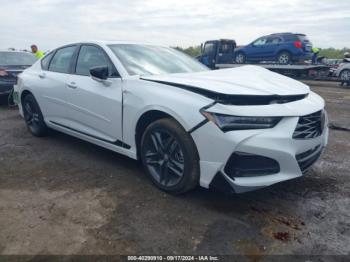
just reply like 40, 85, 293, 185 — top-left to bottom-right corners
201, 111, 282, 132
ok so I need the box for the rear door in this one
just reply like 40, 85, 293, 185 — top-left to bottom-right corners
65, 44, 123, 143
265, 36, 283, 58
34, 45, 77, 124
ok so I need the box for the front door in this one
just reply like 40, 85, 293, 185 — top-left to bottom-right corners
65, 45, 123, 143
200, 41, 217, 69
247, 37, 268, 61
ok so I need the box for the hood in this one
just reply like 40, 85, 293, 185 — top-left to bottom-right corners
141, 65, 309, 96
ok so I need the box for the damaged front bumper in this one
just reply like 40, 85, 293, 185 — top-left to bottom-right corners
191, 105, 328, 193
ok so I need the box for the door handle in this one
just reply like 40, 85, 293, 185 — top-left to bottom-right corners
38, 73, 46, 79
67, 82, 78, 89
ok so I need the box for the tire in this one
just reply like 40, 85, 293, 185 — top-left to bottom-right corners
140, 118, 199, 194
22, 93, 48, 137
235, 52, 246, 64
277, 51, 292, 64
340, 69, 350, 81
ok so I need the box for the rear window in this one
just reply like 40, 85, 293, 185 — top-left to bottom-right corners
0, 52, 36, 66
296, 35, 310, 43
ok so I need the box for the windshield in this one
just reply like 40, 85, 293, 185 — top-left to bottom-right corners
108, 44, 208, 76
0, 52, 37, 66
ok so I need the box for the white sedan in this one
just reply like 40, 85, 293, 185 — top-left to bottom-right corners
14, 41, 328, 194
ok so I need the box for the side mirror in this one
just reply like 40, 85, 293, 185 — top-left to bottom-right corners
90, 66, 109, 81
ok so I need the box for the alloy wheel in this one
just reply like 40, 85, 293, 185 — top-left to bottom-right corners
236, 54, 244, 63
23, 100, 40, 132
340, 70, 350, 81
144, 130, 185, 187
278, 53, 290, 64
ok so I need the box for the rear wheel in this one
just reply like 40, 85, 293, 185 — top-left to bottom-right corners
235, 52, 246, 64
277, 51, 292, 64
22, 94, 48, 137
140, 118, 199, 194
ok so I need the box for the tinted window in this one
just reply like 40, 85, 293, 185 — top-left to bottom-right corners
0, 52, 36, 66
41, 51, 54, 70
253, 37, 267, 46
203, 43, 215, 55
267, 37, 282, 44
283, 34, 298, 42
49, 46, 76, 73
219, 43, 233, 54
108, 44, 208, 76
76, 45, 115, 76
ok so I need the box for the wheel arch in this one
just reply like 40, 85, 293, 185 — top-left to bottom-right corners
277, 49, 292, 57
339, 68, 350, 79
20, 89, 34, 104
235, 51, 246, 58
134, 108, 190, 159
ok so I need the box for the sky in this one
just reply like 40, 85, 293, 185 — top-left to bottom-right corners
0, 0, 349, 51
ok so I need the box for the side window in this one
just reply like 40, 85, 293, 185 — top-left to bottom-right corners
75, 45, 116, 77
253, 37, 267, 46
283, 35, 298, 42
267, 37, 282, 45
48, 46, 76, 74
203, 43, 215, 56
41, 51, 54, 70
219, 43, 232, 54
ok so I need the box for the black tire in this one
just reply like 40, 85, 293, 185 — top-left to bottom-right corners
140, 118, 199, 194
277, 51, 292, 64
22, 93, 48, 137
340, 69, 350, 81
235, 52, 246, 64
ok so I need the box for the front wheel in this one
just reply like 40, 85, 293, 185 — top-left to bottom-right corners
235, 53, 246, 64
140, 118, 199, 194
22, 94, 48, 137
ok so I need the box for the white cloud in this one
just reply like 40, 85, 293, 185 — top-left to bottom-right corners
0, 0, 349, 51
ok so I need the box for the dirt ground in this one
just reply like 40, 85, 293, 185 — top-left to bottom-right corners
0, 81, 349, 259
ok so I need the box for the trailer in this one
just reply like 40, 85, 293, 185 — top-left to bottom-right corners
197, 39, 340, 82
215, 63, 333, 80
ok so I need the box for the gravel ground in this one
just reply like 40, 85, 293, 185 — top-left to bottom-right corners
0, 81, 349, 259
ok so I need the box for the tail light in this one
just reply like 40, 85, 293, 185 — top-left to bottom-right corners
0, 69, 8, 77
294, 41, 302, 49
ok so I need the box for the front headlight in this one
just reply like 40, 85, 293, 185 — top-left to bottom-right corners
201, 111, 282, 132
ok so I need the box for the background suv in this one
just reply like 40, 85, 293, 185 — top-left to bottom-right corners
234, 33, 313, 64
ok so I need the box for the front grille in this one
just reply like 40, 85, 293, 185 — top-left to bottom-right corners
296, 145, 322, 172
293, 110, 324, 139
224, 152, 280, 178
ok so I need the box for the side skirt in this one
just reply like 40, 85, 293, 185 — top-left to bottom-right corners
47, 121, 137, 160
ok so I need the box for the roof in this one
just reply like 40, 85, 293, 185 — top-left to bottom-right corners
269, 32, 306, 36
67, 40, 167, 47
